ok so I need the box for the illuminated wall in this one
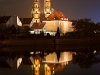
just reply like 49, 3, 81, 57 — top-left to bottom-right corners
17, 58, 22, 69
30, 18, 34, 27
43, 20, 72, 35
59, 21, 72, 34
43, 21, 59, 32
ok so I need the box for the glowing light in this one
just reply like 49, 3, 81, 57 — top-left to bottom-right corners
30, 52, 34, 54
39, 64, 40, 67
35, 51, 41, 54
44, 11, 47, 14
45, 64, 48, 67
34, 64, 36, 67
29, 31, 34, 34
94, 50, 96, 54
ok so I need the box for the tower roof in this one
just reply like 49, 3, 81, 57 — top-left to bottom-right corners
31, 22, 45, 30
20, 18, 32, 24
46, 11, 67, 20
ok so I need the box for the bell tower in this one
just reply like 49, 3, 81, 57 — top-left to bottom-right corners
44, 0, 52, 18
31, 0, 40, 23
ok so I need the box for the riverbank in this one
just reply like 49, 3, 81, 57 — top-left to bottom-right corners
0, 37, 100, 52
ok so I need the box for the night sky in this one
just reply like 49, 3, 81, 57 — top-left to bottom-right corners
0, 0, 100, 23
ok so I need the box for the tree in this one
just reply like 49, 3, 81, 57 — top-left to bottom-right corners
74, 18, 96, 37
56, 27, 60, 36
95, 22, 100, 32
47, 33, 50, 37
72, 51, 100, 68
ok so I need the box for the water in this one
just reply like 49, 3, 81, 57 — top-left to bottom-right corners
0, 50, 100, 75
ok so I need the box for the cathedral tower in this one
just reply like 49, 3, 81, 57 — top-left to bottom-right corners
31, 0, 40, 23
44, 0, 52, 18
31, 0, 52, 23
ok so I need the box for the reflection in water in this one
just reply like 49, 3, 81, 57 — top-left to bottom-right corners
59, 52, 72, 63
0, 51, 75, 74
43, 52, 58, 63
42, 52, 75, 74
30, 52, 75, 75
72, 50, 100, 68
0, 50, 100, 75
6, 56, 22, 69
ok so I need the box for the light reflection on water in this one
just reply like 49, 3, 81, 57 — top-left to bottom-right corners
0, 50, 100, 75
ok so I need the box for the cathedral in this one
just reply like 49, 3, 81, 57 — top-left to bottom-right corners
0, 0, 73, 36
30, 0, 73, 36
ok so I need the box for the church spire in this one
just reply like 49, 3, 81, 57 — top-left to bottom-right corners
31, 0, 40, 23
44, 0, 52, 18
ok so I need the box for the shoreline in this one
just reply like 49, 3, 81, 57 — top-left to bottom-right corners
0, 38, 100, 52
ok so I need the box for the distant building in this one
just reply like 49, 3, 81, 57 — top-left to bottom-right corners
0, 15, 22, 30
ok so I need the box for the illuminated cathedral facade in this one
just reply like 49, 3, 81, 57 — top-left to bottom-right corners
31, 0, 52, 23
30, 0, 73, 36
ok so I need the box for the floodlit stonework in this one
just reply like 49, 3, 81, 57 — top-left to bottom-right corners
30, 0, 73, 36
